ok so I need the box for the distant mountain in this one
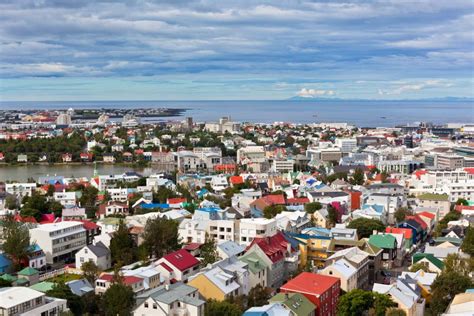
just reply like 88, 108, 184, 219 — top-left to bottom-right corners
287, 96, 474, 102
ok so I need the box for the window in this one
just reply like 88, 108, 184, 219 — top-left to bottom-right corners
144, 302, 148, 308
80, 257, 84, 263
153, 304, 157, 309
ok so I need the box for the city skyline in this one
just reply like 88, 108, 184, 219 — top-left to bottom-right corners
1, 0, 473, 101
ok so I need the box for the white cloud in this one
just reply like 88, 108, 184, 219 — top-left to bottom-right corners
378, 80, 453, 95
297, 88, 335, 98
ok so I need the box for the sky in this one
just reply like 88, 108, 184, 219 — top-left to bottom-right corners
0, 0, 473, 101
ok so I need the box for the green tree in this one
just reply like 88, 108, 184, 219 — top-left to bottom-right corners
153, 186, 176, 203
110, 220, 136, 266
443, 253, 474, 276
81, 292, 102, 315
5, 195, 18, 210
394, 207, 411, 223
347, 218, 386, 239
385, 308, 407, 316
430, 271, 473, 316
46, 283, 83, 316
409, 262, 430, 273
372, 292, 397, 316
351, 168, 365, 185
81, 260, 100, 285
263, 205, 287, 219
305, 202, 322, 214
1, 215, 31, 270
205, 299, 242, 316
79, 186, 99, 219
142, 217, 181, 259
0, 279, 12, 287
200, 233, 219, 267
461, 226, 474, 256
337, 289, 374, 316
102, 283, 135, 316
327, 205, 339, 226
455, 198, 468, 206
247, 285, 271, 309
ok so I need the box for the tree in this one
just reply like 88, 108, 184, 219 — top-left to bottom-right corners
443, 253, 474, 276
153, 186, 175, 203
102, 283, 135, 316
46, 283, 83, 316
1, 215, 31, 270
455, 198, 468, 206
142, 217, 181, 259
5, 195, 18, 210
205, 299, 242, 316
385, 308, 407, 316
0, 279, 12, 287
351, 168, 365, 185
337, 289, 374, 316
263, 204, 287, 219
305, 202, 322, 214
347, 218, 385, 239
372, 292, 397, 316
79, 186, 99, 219
110, 220, 136, 266
461, 226, 474, 256
200, 233, 219, 267
394, 207, 411, 223
327, 205, 339, 226
337, 289, 395, 316
81, 292, 102, 315
247, 285, 271, 309
434, 211, 462, 237
430, 271, 473, 316
81, 261, 100, 285
409, 262, 430, 273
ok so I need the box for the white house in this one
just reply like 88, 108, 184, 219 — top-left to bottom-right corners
53, 191, 76, 206
0, 287, 68, 316
75, 241, 111, 271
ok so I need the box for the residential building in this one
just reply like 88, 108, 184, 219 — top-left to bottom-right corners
269, 293, 317, 316
280, 272, 340, 316
320, 258, 357, 292
96, 273, 144, 294
30, 221, 87, 264
0, 287, 68, 316
133, 283, 205, 316
75, 241, 111, 271
155, 249, 200, 283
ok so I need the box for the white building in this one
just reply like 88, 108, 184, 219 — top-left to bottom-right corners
0, 287, 68, 316
237, 218, 278, 246
30, 221, 87, 264
335, 138, 357, 153
272, 159, 295, 173
5, 183, 36, 198
53, 191, 76, 206
75, 241, 111, 271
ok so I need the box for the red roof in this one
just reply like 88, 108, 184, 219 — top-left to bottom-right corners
464, 168, 474, 175
14, 215, 38, 224
416, 211, 435, 220
385, 227, 413, 239
167, 198, 187, 205
246, 231, 294, 263
281, 272, 340, 296
414, 170, 427, 180
455, 205, 474, 212
160, 262, 173, 272
229, 176, 244, 185
183, 243, 202, 251
99, 274, 143, 285
162, 249, 200, 272
407, 215, 428, 230
286, 197, 310, 205
263, 194, 286, 205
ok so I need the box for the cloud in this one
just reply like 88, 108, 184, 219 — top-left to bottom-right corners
297, 88, 335, 98
378, 80, 453, 95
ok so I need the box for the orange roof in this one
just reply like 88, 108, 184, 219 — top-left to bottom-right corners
281, 272, 339, 295
416, 211, 435, 220
414, 169, 427, 179
385, 227, 413, 239
167, 197, 186, 204
464, 168, 474, 175
229, 176, 244, 185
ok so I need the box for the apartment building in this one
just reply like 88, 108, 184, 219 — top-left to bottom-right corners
0, 287, 68, 316
237, 218, 278, 246
30, 221, 87, 264
5, 183, 36, 198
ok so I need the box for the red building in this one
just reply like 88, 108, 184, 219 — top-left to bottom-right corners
280, 272, 340, 316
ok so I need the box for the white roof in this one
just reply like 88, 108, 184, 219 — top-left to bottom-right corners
201, 266, 240, 294
400, 271, 437, 287
329, 258, 357, 278
240, 218, 275, 225
0, 287, 43, 308
31, 221, 84, 232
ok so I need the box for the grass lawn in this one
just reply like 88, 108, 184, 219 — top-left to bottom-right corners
47, 273, 82, 283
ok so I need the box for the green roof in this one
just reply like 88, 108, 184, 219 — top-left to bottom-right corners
418, 193, 449, 201
240, 252, 269, 274
15, 278, 29, 285
368, 234, 396, 249
30, 281, 56, 293
270, 293, 316, 316
413, 253, 444, 270
434, 237, 463, 246
0, 274, 17, 282
18, 267, 38, 276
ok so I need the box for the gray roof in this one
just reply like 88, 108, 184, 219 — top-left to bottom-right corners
309, 191, 349, 198
136, 282, 205, 307
217, 241, 246, 258
65, 279, 94, 297
86, 242, 110, 258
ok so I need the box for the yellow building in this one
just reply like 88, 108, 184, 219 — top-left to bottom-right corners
188, 266, 241, 301
291, 234, 332, 269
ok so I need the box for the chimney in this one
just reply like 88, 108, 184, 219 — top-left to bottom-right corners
165, 284, 169, 291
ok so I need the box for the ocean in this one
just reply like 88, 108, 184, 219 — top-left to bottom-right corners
0, 99, 473, 127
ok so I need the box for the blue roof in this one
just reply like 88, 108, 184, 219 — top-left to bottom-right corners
288, 232, 332, 240
197, 207, 221, 212
0, 254, 12, 268
362, 204, 384, 214
140, 203, 169, 209
306, 179, 316, 185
